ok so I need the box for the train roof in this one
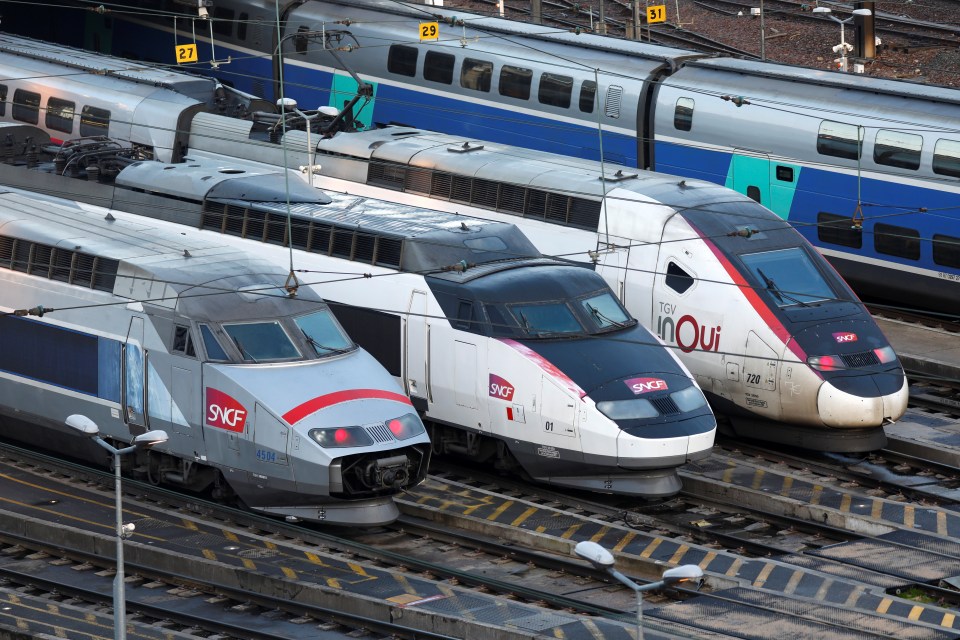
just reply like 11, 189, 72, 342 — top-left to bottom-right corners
0, 32, 222, 101
115, 156, 543, 274
0, 187, 322, 319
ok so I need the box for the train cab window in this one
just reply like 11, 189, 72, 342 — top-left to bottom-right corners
424, 51, 455, 84
455, 300, 476, 330
499, 65, 532, 100
460, 58, 492, 92
294, 25, 311, 54
874, 129, 922, 170
741, 247, 834, 307
222, 320, 301, 362
933, 234, 960, 269
11, 89, 40, 125
294, 309, 353, 356
212, 7, 235, 36
579, 80, 596, 113
581, 292, 631, 330
817, 212, 863, 249
79, 106, 110, 137
605, 85, 623, 118
933, 139, 960, 178
46, 97, 75, 134
0, 85, 7, 117
199, 324, 229, 361
817, 120, 863, 160
538, 73, 572, 108
237, 13, 248, 41
172, 324, 196, 357
388, 45, 418, 77
665, 261, 695, 294
776, 166, 794, 182
674, 97, 694, 131
874, 222, 920, 260
746, 186, 761, 203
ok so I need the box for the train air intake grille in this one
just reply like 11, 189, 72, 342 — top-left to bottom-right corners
651, 396, 680, 416
840, 351, 880, 368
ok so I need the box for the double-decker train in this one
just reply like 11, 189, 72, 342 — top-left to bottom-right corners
0, 184, 430, 526
29, 0, 957, 315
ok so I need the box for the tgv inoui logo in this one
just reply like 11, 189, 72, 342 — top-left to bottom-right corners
489, 374, 515, 401
625, 377, 668, 395
206, 388, 248, 432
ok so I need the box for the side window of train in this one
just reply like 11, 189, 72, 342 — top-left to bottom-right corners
46, 97, 75, 134
776, 166, 794, 182
817, 212, 863, 249
424, 51, 455, 84
172, 324, 196, 358
665, 261, 695, 294
579, 80, 596, 113
538, 73, 572, 109
746, 186, 761, 203
294, 25, 311, 55
932, 139, 960, 178
461, 58, 493, 92
0, 85, 6, 117
499, 65, 532, 100
817, 120, 863, 160
388, 45, 418, 77
237, 13, 248, 41
199, 324, 230, 362
874, 129, 922, 170
80, 106, 110, 137
674, 97, 694, 131
11, 89, 40, 125
874, 222, 920, 260
455, 300, 476, 331
211, 7, 234, 36
933, 234, 960, 269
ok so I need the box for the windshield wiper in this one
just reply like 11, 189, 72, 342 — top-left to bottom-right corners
232, 336, 260, 363
587, 303, 628, 329
757, 268, 811, 307
301, 328, 348, 355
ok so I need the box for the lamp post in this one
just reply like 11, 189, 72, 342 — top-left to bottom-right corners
65, 415, 168, 640
812, 7, 872, 72
574, 541, 703, 640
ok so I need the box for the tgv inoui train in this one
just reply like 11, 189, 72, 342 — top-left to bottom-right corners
0, 147, 717, 497
50, 0, 960, 315
185, 117, 909, 451
0, 184, 430, 526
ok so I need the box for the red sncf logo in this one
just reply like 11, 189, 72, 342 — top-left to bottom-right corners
489, 374, 515, 401
206, 388, 248, 432
833, 332, 858, 344
625, 377, 668, 395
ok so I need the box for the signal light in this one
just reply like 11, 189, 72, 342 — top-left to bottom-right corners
310, 426, 373, 448
807, 354, 842, 371
387, 413, 426, 440
874, 346, 897, 364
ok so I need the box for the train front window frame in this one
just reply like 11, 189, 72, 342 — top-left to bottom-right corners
222, 320, 301, 362
46, 97, 75, 134
874, 129, 922, 170
933, 138, 960, 178
293, 309, 354, 357
11, 89, 40, 125
740, 247, 835, 307
508, 302, 582, 337
817, 120, 863, 161
199, 323, 229, 362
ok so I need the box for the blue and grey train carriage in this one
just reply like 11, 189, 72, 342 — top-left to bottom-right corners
0, 186, 430, 526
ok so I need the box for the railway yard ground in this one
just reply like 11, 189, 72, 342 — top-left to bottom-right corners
444, 0, 960, 86
0, 317, 959, 639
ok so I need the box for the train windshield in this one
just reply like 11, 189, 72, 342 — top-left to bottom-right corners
741, 248, 835, 307
493, 291, 634, 338
222, 320, 301, 362
294, 309, 354, 356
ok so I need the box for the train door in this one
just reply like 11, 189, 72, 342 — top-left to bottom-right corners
742, 331, 782, 420
144, 361, 197, 451
251, 403, 294, 486
594, 242, 629, 305
537, 377, 582, 462
405, 290, 430, 407
123, 318, 146, 430
730, 150, 771, 207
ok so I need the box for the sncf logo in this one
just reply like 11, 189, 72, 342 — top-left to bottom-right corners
206, 388, 248, 432
833, 332, 859, 344
489, 374, 515, 401
625, 377, 668, 395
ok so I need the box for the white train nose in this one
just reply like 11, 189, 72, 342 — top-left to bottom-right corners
817, 377, 909, 427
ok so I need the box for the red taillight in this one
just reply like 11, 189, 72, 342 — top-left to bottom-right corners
388, 419, 404, 437
807, 355, 842, 371
874, 346, 897, 364
334, 428, 351, 445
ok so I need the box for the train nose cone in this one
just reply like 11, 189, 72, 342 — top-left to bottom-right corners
818, 374, 909, 427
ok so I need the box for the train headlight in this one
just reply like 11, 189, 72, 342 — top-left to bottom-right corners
310, 426, 374, 448
596, 399, 658, 420
873, 345, 897, 364
671, 385, 708, 411
387, 413, 426, 440
807, 354, 842, 371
